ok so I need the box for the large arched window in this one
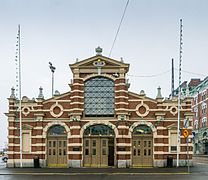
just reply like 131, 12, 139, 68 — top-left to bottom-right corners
84, 77, 114, 117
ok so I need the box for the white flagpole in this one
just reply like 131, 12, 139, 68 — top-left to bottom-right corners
18, 24, 23, 168
177, 19, 183, 167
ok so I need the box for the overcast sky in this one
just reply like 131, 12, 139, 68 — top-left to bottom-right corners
0, 0, 208, 147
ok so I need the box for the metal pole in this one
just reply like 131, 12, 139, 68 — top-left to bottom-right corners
177, 19, 183, 167
49, 62, 55, 97
187, 138, 189, 173
52, 72, 54, 97
171, 58, 174, 97
18, 24, 23, 168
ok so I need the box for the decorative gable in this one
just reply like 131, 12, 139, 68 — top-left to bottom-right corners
69, 55, 129, 75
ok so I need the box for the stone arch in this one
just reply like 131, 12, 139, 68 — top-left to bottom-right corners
43, 121, 70, 138
80, 120, 118, 138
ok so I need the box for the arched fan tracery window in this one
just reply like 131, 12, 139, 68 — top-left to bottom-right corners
47, 125, 66, 136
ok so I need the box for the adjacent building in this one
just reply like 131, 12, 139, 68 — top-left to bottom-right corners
190, 77, 208, 154
6, 48, 194, 168
171, 77, 208, 155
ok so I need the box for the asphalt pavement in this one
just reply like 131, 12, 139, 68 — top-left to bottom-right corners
0, 156, 207, 180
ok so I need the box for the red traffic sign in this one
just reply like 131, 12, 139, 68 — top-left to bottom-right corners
183, 129, 189, 138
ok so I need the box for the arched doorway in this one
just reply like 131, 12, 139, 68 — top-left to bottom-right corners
132, 125, 153, 167
83, 124, 115, 167
47, 125, 67, 167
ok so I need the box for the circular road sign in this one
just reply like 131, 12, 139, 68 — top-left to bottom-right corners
183, 129, 189, 138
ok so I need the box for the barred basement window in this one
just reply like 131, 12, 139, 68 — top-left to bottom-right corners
84, 77, 114, 117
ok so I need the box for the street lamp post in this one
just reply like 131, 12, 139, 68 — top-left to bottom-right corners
49, 62, 56, 97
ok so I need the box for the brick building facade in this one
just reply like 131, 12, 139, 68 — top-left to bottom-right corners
190, 77, 208, 154
6, 49, 194, 168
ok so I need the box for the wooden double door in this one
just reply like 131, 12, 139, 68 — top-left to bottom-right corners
132, 135, 153, 167
47, 137, 67, 167
83, 137, 114, 167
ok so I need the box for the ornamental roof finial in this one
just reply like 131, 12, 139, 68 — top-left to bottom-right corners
95, 46, 102, 55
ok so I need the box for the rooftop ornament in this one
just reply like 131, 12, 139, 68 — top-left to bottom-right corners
95, 46, 102, 55
38, 87, 44, 99
156, 86, 163, 99
10, 87, 16, 99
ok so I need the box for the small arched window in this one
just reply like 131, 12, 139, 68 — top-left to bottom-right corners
84, 77, 114, 117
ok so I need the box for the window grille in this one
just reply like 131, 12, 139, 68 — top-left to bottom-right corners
84, 77, 114, 117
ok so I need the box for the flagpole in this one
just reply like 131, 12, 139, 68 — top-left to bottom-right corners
177, 19, 183, 167
18, 24, 23, 168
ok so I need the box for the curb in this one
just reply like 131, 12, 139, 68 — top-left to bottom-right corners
0, 172, 191, 176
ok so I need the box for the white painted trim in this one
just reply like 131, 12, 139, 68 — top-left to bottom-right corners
71, 90, 84, 93
155, 135, 169, 138
117, 135, 131, 138
154, 143, 169, 146
8, 143, 47, 147
115, 96, 129, 99
70, 96, 84, 99
7, 151, 45, 154
47, 100, 72, 102
8, 127, 17, 130
115, 102, 129, 105
72, 83, 84, 86
83, 74, 116, 81
115, 83, 126, 86
128, 108, 192, 112
68, 143, 82, 147
156, 127, 167, 130
7, 159, 33, 163
32, 143, 46, 146
8, 143, 19, 146
115, 108, 129, 111
31, 135, 44, 138
117, 126, 129, 129
70, 102, 84, 105
116, 151, 131, 155
9, 119, 119, 123
117, 143, 131, 147
33, 127, 43, 130
68, 108, 83, 111
7, 135, 16, 138
70, 126, 81, 130
68, 151, 82, 154
70, 135, 81, 138
115, 90, 128, 93
154, 151, 193, 155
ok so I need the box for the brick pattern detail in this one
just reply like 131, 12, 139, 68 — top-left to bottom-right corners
6, 55, 194, 167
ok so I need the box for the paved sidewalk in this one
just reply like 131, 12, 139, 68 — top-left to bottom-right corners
0, 167, 192, 175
